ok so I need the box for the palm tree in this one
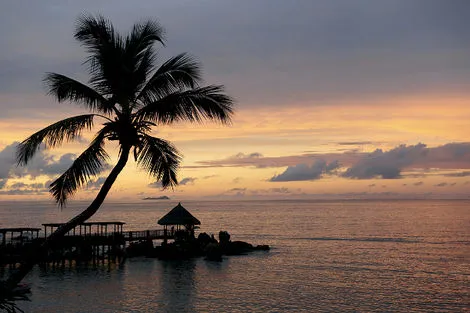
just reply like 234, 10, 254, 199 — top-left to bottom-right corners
6, 14, 233, 290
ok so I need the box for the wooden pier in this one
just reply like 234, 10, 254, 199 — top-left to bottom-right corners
0, 222, 175, 266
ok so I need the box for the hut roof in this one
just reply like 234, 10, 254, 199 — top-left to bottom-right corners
158, 203, 201, 226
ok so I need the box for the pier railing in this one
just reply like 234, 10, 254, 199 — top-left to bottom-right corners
1, 226, 176, 266
123, 229, 174, 241
0, 229, 174, 247
60, 229, 172, 241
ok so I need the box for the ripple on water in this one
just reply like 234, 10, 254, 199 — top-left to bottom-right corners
1, 199, 468, 312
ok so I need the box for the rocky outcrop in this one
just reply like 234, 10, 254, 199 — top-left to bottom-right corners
128, 230, 269, 260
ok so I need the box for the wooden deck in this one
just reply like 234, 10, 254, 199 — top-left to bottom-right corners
0, 217, 194, 265
40, 222, 174, 242
0, 226, 175, 266
0, 229, 174, 247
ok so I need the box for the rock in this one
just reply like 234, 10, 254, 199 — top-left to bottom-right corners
126, 240, 153, 257
218, 231, 231, 244
255, 245, 270, 251
222, 241, 253, 255
205, 242, 222, 261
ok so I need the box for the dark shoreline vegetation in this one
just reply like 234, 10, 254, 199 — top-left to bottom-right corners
1, 13, 234, 312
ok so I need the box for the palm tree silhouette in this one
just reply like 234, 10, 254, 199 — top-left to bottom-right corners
7, 14, 233, 288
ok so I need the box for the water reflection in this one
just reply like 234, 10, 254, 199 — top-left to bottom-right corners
3, 200, 469, 312
158, 259, 197, 312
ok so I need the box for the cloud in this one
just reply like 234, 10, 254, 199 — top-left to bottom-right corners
75, 136, 89, 144
0, 180, 48, 195
8, 182, 44, 189
434, 182, 448, 187
41, 153, 76, 176
219, 187, 301, 198
179, 177, 197, 185
227, 188, 246, 192
340, 143, 470, 179
0, 142, 113, 195
248, 187, 302, 196
44, 179, 54, 189
9, 182, 27, 188
232, 177, 242, 184
270, 160, 340, 182
235, 152, 263, 159
0, 189, 47, 195
413, 181, 424, 186
326, 160, 341, 172
202, 175, 218, 179
444, 171, 470, 177
195, 143, 470, 174
191, 153, 305, 169
195, 143, 470, 182
148, 181, 163, 189
342, 144, 429, 179
222, 188, 247, 197
344, 166, 401, 179
3, 0, 470, 119
267, 187, 291, 194
192, 143, 470, 182
337, 141, 374, 146
190, 142, 470, 184
86, 177, 107, 190
0, 142, 18, 179
4, 144, 76, 179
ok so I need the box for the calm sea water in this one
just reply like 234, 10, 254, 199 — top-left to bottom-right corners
0, 199, 469, 312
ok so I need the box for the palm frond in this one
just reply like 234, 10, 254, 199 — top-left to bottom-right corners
135, 135, 181, 188
75, 15, 166, 106
131, 46, 156, 102
74, 14, 115, 55
126, 20, 165, 58
118, 20, 165, 103
75, 14, 123, 98
49, 128, 110, 206
125, 21, 166, 103
44, 73, 113, 113
137, 53, 201, 104
16, 115, 96, 166
135, 85, 234, 125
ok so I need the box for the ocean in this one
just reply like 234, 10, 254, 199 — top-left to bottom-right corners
0, 199, 469, 312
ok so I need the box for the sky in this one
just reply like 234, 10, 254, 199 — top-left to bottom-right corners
0, 0, 469, 201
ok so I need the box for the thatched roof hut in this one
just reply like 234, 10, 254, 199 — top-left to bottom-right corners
158, 203, 201, 226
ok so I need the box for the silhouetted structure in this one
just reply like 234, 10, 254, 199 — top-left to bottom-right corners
9, 13, 233, 290
1, 206, 269, 265
0, 228, 41, 265
43, 222, 125, 237
0, 222, 176, 266
0, 228, 41, 247
158, 203, 201, 243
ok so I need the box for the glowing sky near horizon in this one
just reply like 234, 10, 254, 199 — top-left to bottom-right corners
0, 1, 469, 201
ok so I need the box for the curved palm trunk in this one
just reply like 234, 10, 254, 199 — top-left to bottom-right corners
5, 146, 131, 290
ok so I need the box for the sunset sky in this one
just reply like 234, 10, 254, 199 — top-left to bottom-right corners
1, 1, 469, 201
